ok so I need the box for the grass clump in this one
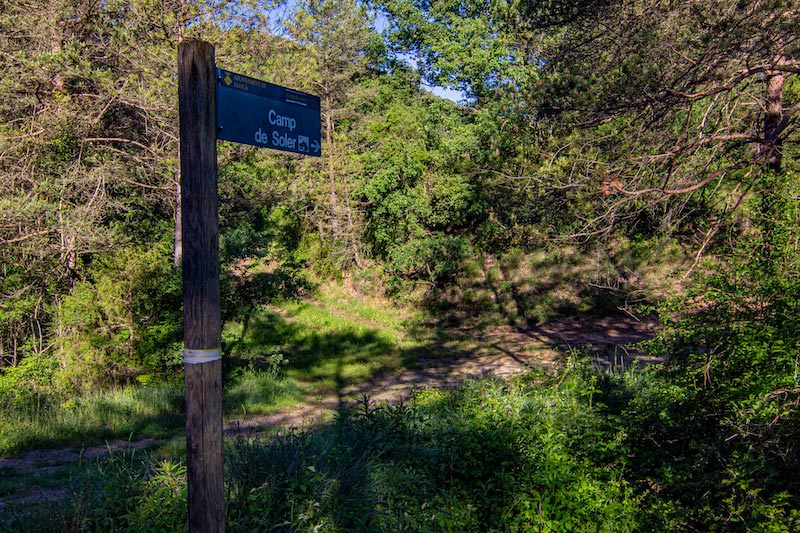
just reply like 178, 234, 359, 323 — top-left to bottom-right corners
224, 363, 306, 417
3, 364, 640, 532
1, 448, 189, 533
4, 351, 799, 531
0, 362, 302, 456
0, 382, 184, 456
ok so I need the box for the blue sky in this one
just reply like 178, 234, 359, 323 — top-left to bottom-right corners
424, 85, 465, 103
268, 2, 466, 104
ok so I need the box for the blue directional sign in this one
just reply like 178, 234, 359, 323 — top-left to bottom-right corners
216, 68, 321, 157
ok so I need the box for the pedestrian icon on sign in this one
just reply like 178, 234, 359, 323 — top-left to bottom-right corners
298, 135, 309, 153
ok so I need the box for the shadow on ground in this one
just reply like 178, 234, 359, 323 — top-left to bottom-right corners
224, 306, 661, 432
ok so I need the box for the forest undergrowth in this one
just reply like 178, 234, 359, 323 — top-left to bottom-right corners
2, 252, 800, 532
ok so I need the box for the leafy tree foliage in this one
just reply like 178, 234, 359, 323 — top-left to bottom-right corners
282, 0, 379, 269
0, 0, 481, 386
359, 84, 486, 288
378, 0, 799, 242
530, 0, 798, 236
0, 0, 281, 382
0, 0, 799, 527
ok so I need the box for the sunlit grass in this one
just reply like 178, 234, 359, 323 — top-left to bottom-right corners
0, 367, 304, 456
223, 282, 426, 396
1, 282, 425, 457
0, 384, 184, 456
224, 368, 305, 417
316, 281, 423, 334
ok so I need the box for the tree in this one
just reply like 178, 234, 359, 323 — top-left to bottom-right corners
0, 0, 274, 378
354, 76, 483, 289
375, 0, 541, 103
281, 0, 379, 268
0, 0, 126, 368
527, 0, 800, 240
376, 0, 799, 245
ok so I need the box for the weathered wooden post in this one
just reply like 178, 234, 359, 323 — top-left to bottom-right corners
177, 37, 321, 531
178, 39, 225, 533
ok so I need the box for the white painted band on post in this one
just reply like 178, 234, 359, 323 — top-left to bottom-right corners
183, 348, 222, 364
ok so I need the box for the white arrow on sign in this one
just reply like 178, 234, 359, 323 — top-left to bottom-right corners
311, 140, 320, 153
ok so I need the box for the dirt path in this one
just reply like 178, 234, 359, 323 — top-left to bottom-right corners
224, 314, 661, 431
0, 313, 659, 510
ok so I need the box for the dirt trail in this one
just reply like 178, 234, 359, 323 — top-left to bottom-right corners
0, 313, 659, 505
224, 314, 661, 431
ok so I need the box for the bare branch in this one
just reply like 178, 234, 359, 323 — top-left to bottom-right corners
0, 129, 45, 141
82, 137, 156, 154
0, 229, 52, 245
611, 157, 759, 198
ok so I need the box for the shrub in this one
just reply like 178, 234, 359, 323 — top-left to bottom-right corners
56, 241, 182, 389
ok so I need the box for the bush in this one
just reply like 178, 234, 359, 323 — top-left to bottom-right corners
56, 241, 182, 389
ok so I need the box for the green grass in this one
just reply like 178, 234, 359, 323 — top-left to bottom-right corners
316, 282, 422, 333
3, 354, 799, 531
0, 367, 308, 457
223, 282, 426, 397
0, 460, 75, 499
0, 365, 640, 532
16, 280, 772, 530
1, 282, 423, 457
224, 367, 306, 416
0, 384, 185, 456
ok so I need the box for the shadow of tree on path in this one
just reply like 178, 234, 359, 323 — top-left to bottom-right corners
224, 301, 661, 434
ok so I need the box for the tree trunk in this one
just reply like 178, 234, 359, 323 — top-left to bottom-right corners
174, 178, 183, 266
324, 94, 339, 242
763, 71, 784, 174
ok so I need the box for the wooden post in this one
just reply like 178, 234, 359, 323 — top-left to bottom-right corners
178, 40, 224, 533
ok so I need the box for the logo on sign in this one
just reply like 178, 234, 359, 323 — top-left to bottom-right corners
298, 136, 309, 153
